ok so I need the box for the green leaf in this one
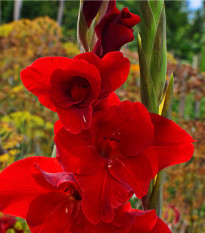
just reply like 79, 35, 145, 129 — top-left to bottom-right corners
137, 34, 158, 113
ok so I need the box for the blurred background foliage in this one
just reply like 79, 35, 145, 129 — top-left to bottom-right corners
1, 0, 205, 66
0, 0, 204, 233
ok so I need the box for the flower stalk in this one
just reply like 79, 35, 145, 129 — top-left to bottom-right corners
148, 74, 174, 217
138, 0, 171, 217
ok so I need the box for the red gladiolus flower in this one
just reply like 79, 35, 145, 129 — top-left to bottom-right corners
0, 157, 171, 233
93, 1, 140, 57
55, 101, 194, 224
20, 52, 129, 133
0, 157, 135, 233
0, 215, 16, 233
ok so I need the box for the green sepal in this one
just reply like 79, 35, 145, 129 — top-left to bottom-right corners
87, 18, 97, 52
149, 0, 164, 25
77, 0, 89, 52
137, 33, 158, 113
139, 1, 156, 66
77, 0, 108, 52
87, 1, 109, 52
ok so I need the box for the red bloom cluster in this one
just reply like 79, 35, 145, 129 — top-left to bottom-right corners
0, 50, 194, 232
0, 2, 194, 233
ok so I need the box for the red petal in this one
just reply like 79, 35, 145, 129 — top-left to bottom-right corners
56, 104, 93, 134
94, 5, 119, 57
104, 92, 121, 107
94, 92, 121, 111
101, 23, 134, 55
92, 101, 154, 157
83, 1, 103, 28
128, 209, 171, 233
54, 120, 63, 135
93, 4, 140, 57
74, 52, 130, 99
74, 52, 101, 68
110, 113, 195, 199
27, 192, 74, 233
0, 157, 62, 219
20, 57, 71, 111
99, 52, 130, 96
151, 218, 171, 233
27, 192, 67, 226
145, 113, 195, 174
117, 101, 154, 156
54, 122, 106, 175
119, 8, 141, 28
109, 155, 152, 198
32, 164, 78, 192
150, 113, 195, 145
74, 168, 132, 224
81, 203, 134, 233
129, 210, 157, 232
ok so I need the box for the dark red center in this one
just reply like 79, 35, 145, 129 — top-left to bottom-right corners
63, 185, 82, 201
70, 77, 90, 102
95, 128, 121, 159
51, 75, 91, 109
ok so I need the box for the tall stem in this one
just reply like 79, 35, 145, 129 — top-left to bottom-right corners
138, 0, 168, 217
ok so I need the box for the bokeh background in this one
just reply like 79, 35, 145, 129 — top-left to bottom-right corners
0, 0, 204, 232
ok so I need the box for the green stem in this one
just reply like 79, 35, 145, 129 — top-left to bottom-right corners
148, 170, 164, 216
138, 0, 168, 217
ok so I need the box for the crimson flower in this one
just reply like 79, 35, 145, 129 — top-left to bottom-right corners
55, 101, 194, 224
93, 1, 140, 57
20, 52, 129, 133
0, 156, 171, 233
0, 157, 133, 233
